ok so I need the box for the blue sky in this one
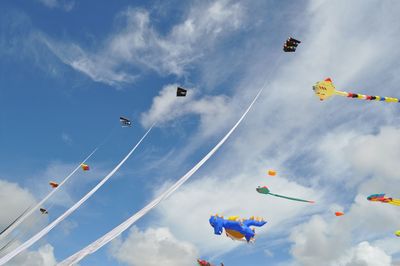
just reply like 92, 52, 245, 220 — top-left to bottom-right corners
1, 0, 400, 265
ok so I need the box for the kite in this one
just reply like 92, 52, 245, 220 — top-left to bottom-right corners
267, 170, 276, 176
367, 194, 400, 206
81, 163, 90, 171
335, 212, 344, 216
56, 87, 264, 266
209, 215, 266, 243
313, 78, 400, 102
283, 37, 301, 52
197, 259, 224, 266
120, 117, 132, 127
39, 208, 48, 215
49, 181, 58, 188
395, 231, 400, 237
177, 87, 187, 97
256, 186, 314, 203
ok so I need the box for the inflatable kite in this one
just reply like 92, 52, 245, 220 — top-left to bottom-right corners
335, 212, 344, 216
209, 215, 266, 243
49, 181, 58, 188
119, 117, 132, 127
81, 163, 90, 171
367, 194, 400, 206
256, 186, 314, 203
283, 37, 301, 52
313, 78, 400, 102
177, 87, 187, 97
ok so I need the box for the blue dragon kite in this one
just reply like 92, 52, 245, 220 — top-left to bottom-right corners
209, 215, 267, 243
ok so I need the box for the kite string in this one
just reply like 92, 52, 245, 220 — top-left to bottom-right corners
0, 124, 154, 265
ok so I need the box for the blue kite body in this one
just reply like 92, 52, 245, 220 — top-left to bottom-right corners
209, 215, 267, 242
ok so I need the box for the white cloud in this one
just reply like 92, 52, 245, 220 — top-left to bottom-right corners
333, 242, 392, 266
41, 0, 247, 86
0, 179, 39, 231
140, 84, 235, 137
6, 243, 57, 266
110, 226, 198, 266
38, 0, 75, 12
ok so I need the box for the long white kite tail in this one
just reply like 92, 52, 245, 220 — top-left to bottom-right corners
58, 88, 263, 266
0, 148, 98, 241
0, 125, 154, 265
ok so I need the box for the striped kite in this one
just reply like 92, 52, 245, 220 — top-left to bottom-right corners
313, 78, 400, 102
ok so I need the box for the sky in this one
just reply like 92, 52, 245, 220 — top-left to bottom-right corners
1, 0, 400, 265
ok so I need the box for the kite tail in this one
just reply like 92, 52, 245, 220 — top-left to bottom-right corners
388, 199, 400, 206
57, 87, 264, 266
334, 90, 400, 103
268, 192, 314, 203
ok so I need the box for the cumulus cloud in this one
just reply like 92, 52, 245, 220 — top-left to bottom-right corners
0, 179, 38, 230
6, 244, 57, 266
333, 242, 392, 266
140, 84, 235, 137
110, 226, 198, 266
41, 0, 247, 86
